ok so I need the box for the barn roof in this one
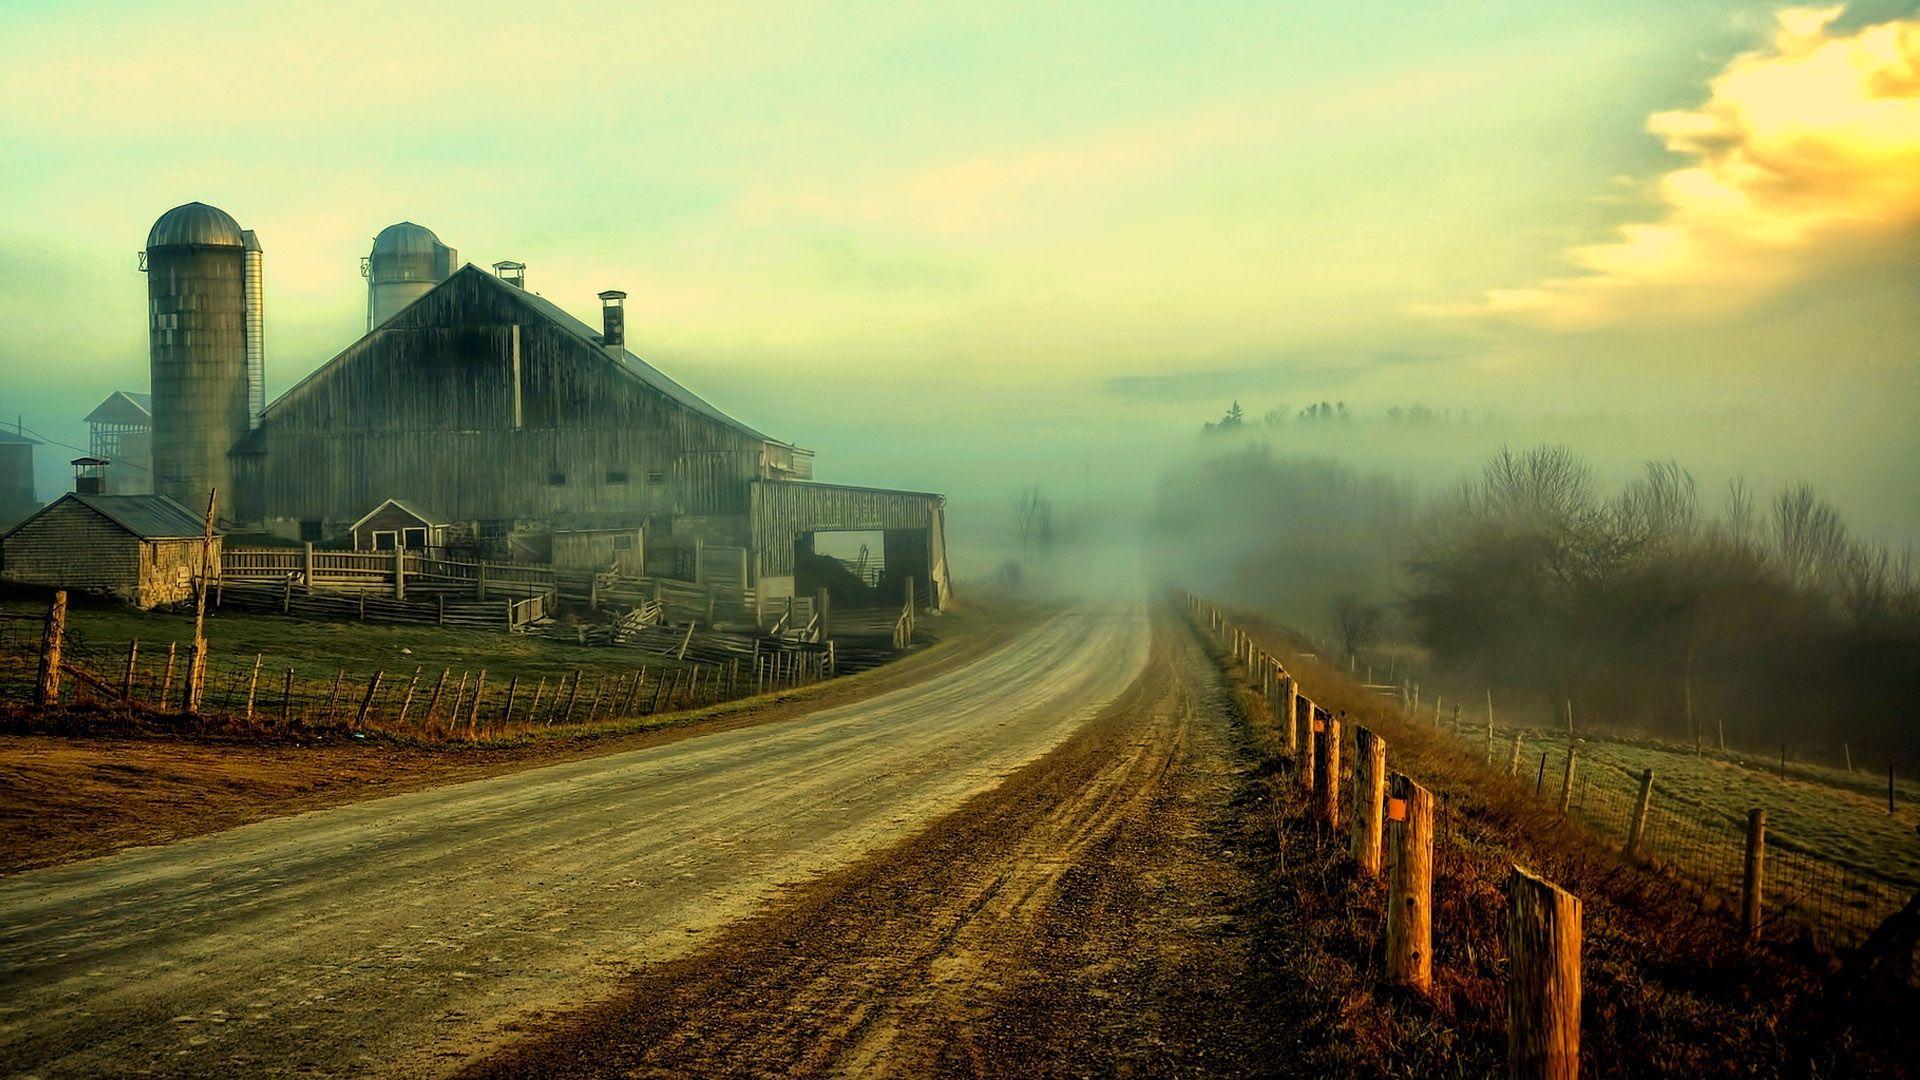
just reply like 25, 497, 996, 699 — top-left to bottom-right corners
1, 493, 211, 542
468, 268, 778, 443
85, 391, 153, 425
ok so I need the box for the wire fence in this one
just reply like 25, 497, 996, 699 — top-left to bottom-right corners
0, 600, 838, 744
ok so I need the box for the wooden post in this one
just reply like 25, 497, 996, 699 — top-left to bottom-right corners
1558, 742, 1578, 813
502, 675, 520, 725
354, 671, 383, 731
467, 670, 486, 735
397, 666, 422, 725
424, 667, 450, 724
1621, 767, 1658, 858
1507, 866, 1582, 1079
243, 653, 262, 721
1386, 772, 1435, 994
1536, 752, 1548, 794
1842, 742, 1852, 773
563, 669, 583, 723
1315, 712, 1341, 827
1297, 697, 1316, 792
1509, 731, 1524, 776
475, 559, 487, 601
1351, 725, 1387, 877
1486, 689, 1495, 763
161, 641, 177, 708
301, 541, 315, 594
1742, 808, 1765, 939
1281, 676, 1299, 757
282, 573, 292, 613
120, 639, 140, 702
34, 590, 67, 706
393, 545, 406, 600
324, 669, 345, 720
449, 671, 470, 729
281, 668, 294, 724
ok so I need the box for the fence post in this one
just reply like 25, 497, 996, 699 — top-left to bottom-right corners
1625, 768, 1655, 857
161, 641, 177, 707
1507, 865, 1582, 1079
282, 668, 294, 724
564, 669, 583, 723
34, 589, 67, 706
1315, 712, 1342, 827
354, 671, 383, 732
502, 675, 519, 725
1558, 742, 1579, 813
324, 669, 345, 720
1486, 689, 1495, 763
1509, 731, 1524, 776
1386, 772, 1435, 995
393, 545, 406, 600
119, 639, 140, 702
1297, 698, 1317, 792
424, 667, 450, 725
1282, 676, 1299, 757
467, 670, 487, 735
1351, 725, 1387, 877
243, 653, 262, 721
1742, 808, 1766, 939
303, 541, 315, 595
397, 666, 422, 725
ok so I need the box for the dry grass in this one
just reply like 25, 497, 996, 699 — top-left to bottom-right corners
1211, 605, 1919, 1077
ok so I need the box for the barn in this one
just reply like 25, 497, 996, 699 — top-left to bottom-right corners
226, 261, 950, 611
1, 493, 217, 608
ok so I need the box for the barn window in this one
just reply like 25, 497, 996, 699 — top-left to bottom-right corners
548, 471, 568, 487
478, 519, 510, 539
299, 519, 323, 542
646, 471, 666, 485
372, 530, 398, 551
613, 535, 634, 551
605, 469, 629, 485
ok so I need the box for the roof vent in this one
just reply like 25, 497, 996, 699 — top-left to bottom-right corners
598, 290, 627, 354
492, 260, 526, 289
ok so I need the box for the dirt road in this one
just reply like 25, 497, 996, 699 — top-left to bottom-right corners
0, 600, 1149, 1077
472, 601, 1276, 1077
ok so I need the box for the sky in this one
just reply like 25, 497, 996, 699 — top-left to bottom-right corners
1, 1, 1915, 546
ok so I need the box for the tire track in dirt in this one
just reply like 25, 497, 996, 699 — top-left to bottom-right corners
471, 604, 1279, 1077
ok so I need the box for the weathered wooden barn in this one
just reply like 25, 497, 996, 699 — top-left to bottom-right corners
231, 263, 949, 609
1, 493, 217, 608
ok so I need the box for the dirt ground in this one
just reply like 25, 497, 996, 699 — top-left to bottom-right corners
0, 609, 1028, 875
469, 607, 1285, 1077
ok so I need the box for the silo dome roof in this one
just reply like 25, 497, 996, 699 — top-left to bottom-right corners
146, 202, 246, 249
371, 221, 444, 256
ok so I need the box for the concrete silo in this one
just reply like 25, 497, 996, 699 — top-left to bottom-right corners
142, 201, 258, 512
362, 222, 455, 331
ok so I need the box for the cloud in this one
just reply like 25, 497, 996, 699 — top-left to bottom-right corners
1438, 6, 1920, 328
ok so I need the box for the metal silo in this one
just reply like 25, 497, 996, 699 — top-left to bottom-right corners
362, 222, 455, 331
242, 229, 265, 429
142, 201, 253, 511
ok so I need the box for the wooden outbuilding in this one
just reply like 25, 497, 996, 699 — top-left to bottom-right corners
1, 493, 216, 608
350, 498, 451, 552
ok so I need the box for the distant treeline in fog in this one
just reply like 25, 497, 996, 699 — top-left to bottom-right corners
1154, 444, 1920, 761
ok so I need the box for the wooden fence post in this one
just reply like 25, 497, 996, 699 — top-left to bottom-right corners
34, 590, 67, 706
161, 641, 177, 709
397, 666, 422, 725
120, 639, 140, 702
1486, 689, 1495, 763
449, 671, 470, 729
1625, 769, 1655, 857
1507, 866, 1582, 1079
1315, 712, 1342, 827
324, 669, 345, 720
502, 675, 519, 725
423, 667, 450, 725
1742, 808, 1766, 939
563, 669, 583, 724
281, 668, 294, 724
1281, 676, 1299, 757
393, 545, 406, 600
243, 653, 262, 721
1352, 725, 1387, 877
1297, 697, 1317, 792
1386, 772, 1435, 995
1558, 742, 1579, 813
1509, 731, 1524, 776
354, 671, 383, 732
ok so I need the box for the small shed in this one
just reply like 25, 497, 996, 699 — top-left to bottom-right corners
350, 499, 450, 552
1, 493, 216, 608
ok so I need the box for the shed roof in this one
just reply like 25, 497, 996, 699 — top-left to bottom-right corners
350, 498, 451, 533
85, 391, 153, 425
0, 430, 38, 445
1, 492, 211, 543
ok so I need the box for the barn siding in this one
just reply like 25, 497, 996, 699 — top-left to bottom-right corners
245, 270, 766, 531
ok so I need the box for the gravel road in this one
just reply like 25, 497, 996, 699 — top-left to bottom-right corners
0, 600, 1148, 1077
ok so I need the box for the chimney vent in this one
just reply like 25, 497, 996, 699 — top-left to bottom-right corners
598, 290, 627, 354
492, 260, 526, 289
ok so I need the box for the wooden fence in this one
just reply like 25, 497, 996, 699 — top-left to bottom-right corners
1182, 591, 1920, 1075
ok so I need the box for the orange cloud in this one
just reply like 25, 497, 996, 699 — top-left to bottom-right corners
1447, 6, 1920, 327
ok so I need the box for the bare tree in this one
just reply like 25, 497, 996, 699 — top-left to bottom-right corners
1012, 486, 1055, 551
1330, 594, 1382, 665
